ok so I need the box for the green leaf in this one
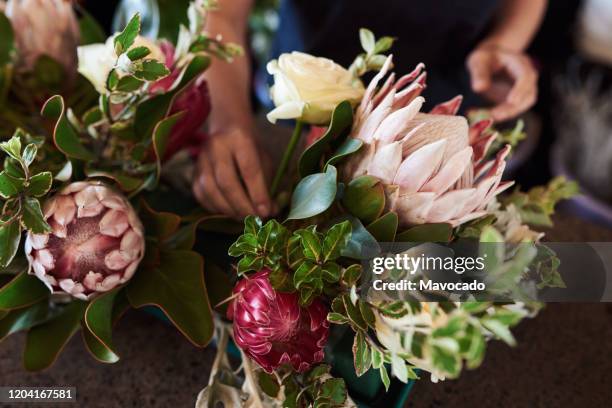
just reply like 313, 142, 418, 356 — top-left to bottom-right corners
373, 36, 395, 54
321, 262, 341, 283
0, 171, 24, 198
366, 212, 398, 242
21, 197, 51, 234
0, 221, 21, 268
152, 111, 184, 183
0, 135, 21, 161
116, 75, 145, 92
342, 175, 385, 224
340, 216, 380, 260
127, 46, 151, 61
299, 101, 353, 177
24, 300, 87, 371
342, 294, 367, 331
396, 223, 453, 242
371, 347, 384, 369
327, 312, 349, 324
322, 221, 351, 262
479, 226, 505, 272
83, 288, 123, 363
287, 165, 337, 221
317, 378, 347, 405
127, 250, 213, 347
293, 261, 321, 290
353, 331, 372, 377
78, 9, 107, 45
0, 12, 14, 65
0, 300, 49, 341
295, 228, 322, 261
359, 28, 376, 54
114, 13, 141, 55
325, 137, 362, 168
26, 172, 53, 197
258, 372, 280, 398
139, 200, 181, 242
0, 272, 50, 310
22, 144, 38, 167
41, 95, 95, 161
341, 264, 362, 287
134, 60, 171, 81
85, 169, 144, 193
379, 366, 391, 391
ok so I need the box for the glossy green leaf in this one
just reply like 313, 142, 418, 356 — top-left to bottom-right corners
24, 300, 87, 371
353, 331, 372, 377
366, 212, 399, 242
396, 223, 453, 243
342, 175, 385, 224
287, 165, 337, 221
127, 46, 150, 61
325, 137, 362, 169
127, 250, 213, 347
139, 200, 181, 242
26, 172, 52, 197
41, 95, 95, 161
21, 197, 51, 234
85, 169, 144, 193
134, 60, 170, 81
82, 288, 123, 363
0, 272, 50, 310
0, 12, 14, 65
322, 221, 351, 262
0, 221, 21, 268
116, 75, 145, 92
340, 216, 380, 260
0, 135, 21, 161
299, 101, 353, 177
0, 300, 49, 340
22, 144, 37, 167
152, 111, 183, 182
295, 228, 321, 261
114, 13, 141, 55
0, 171, 24, 198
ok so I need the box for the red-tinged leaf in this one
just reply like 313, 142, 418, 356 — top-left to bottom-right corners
139, 199, 181, 242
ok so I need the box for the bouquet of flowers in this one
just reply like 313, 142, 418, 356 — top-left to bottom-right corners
196, 30, 577, 407
0, 0, 240, 370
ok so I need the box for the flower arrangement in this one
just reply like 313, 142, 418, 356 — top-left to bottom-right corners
0, 0, 240, 370
197, 29, 576, 406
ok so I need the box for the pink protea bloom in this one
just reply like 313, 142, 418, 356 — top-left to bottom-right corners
150, 40, 210, 160
227, 270, 330, 373
344, 56, 513, 227
3, 0, 79, 75
25, 182, 145, 300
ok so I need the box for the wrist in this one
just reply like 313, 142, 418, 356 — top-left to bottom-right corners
477, 35, 526, 54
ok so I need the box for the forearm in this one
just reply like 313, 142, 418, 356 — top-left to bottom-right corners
204, 0, 254, 132
480, 0, 547, 52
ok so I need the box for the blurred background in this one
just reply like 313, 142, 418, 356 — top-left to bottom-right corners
86, 0, 612, 229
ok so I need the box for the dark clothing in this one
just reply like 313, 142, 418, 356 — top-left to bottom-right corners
268, 0, 503, 110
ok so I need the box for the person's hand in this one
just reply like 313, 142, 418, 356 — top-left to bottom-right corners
193, 127, 273, 219
467, 45, 538, 122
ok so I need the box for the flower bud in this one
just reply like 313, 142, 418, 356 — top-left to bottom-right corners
25, 181, 145, 300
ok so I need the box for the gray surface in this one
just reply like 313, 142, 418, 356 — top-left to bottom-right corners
1, 215, 611, 407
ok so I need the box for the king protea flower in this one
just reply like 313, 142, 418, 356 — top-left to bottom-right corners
344, 56, 513, 227
227, 270, 329, 373
25, 182, 145, 300
2, 0, 79, 74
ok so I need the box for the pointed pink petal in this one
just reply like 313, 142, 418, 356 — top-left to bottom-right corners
396, 192, 436, 225
426, 189, 476, 223
355, 89, 395, 142
430, 95, 463, 115
472, 132, 497, 163
29, 233, 49, 250
374, 96, 424, 144
367, 141, 402, 184
75, 186, 104, 218
450, 211, 488, 227
53, 195, 76, 226
120, 230, 142, 261
469, 119, 493, 144
393, 139, 447, 193
372, 72, 396, 107
393, 63, 425, 91
422, 147, 473, 194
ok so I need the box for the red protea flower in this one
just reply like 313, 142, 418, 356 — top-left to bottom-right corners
227, 270, 330, 373
151, 40, 210, 160
24, 181, 145, 300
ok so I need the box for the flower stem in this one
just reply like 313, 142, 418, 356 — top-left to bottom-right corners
270, 120, 304, 197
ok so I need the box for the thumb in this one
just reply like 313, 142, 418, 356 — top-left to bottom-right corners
468, 52, 492, 93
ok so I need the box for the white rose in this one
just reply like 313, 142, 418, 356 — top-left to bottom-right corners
77, 35, 166, 94
266, 52, 365, 125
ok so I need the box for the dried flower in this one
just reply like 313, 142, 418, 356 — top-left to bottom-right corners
25, 181, 145, 300
228, 270, 329, 373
